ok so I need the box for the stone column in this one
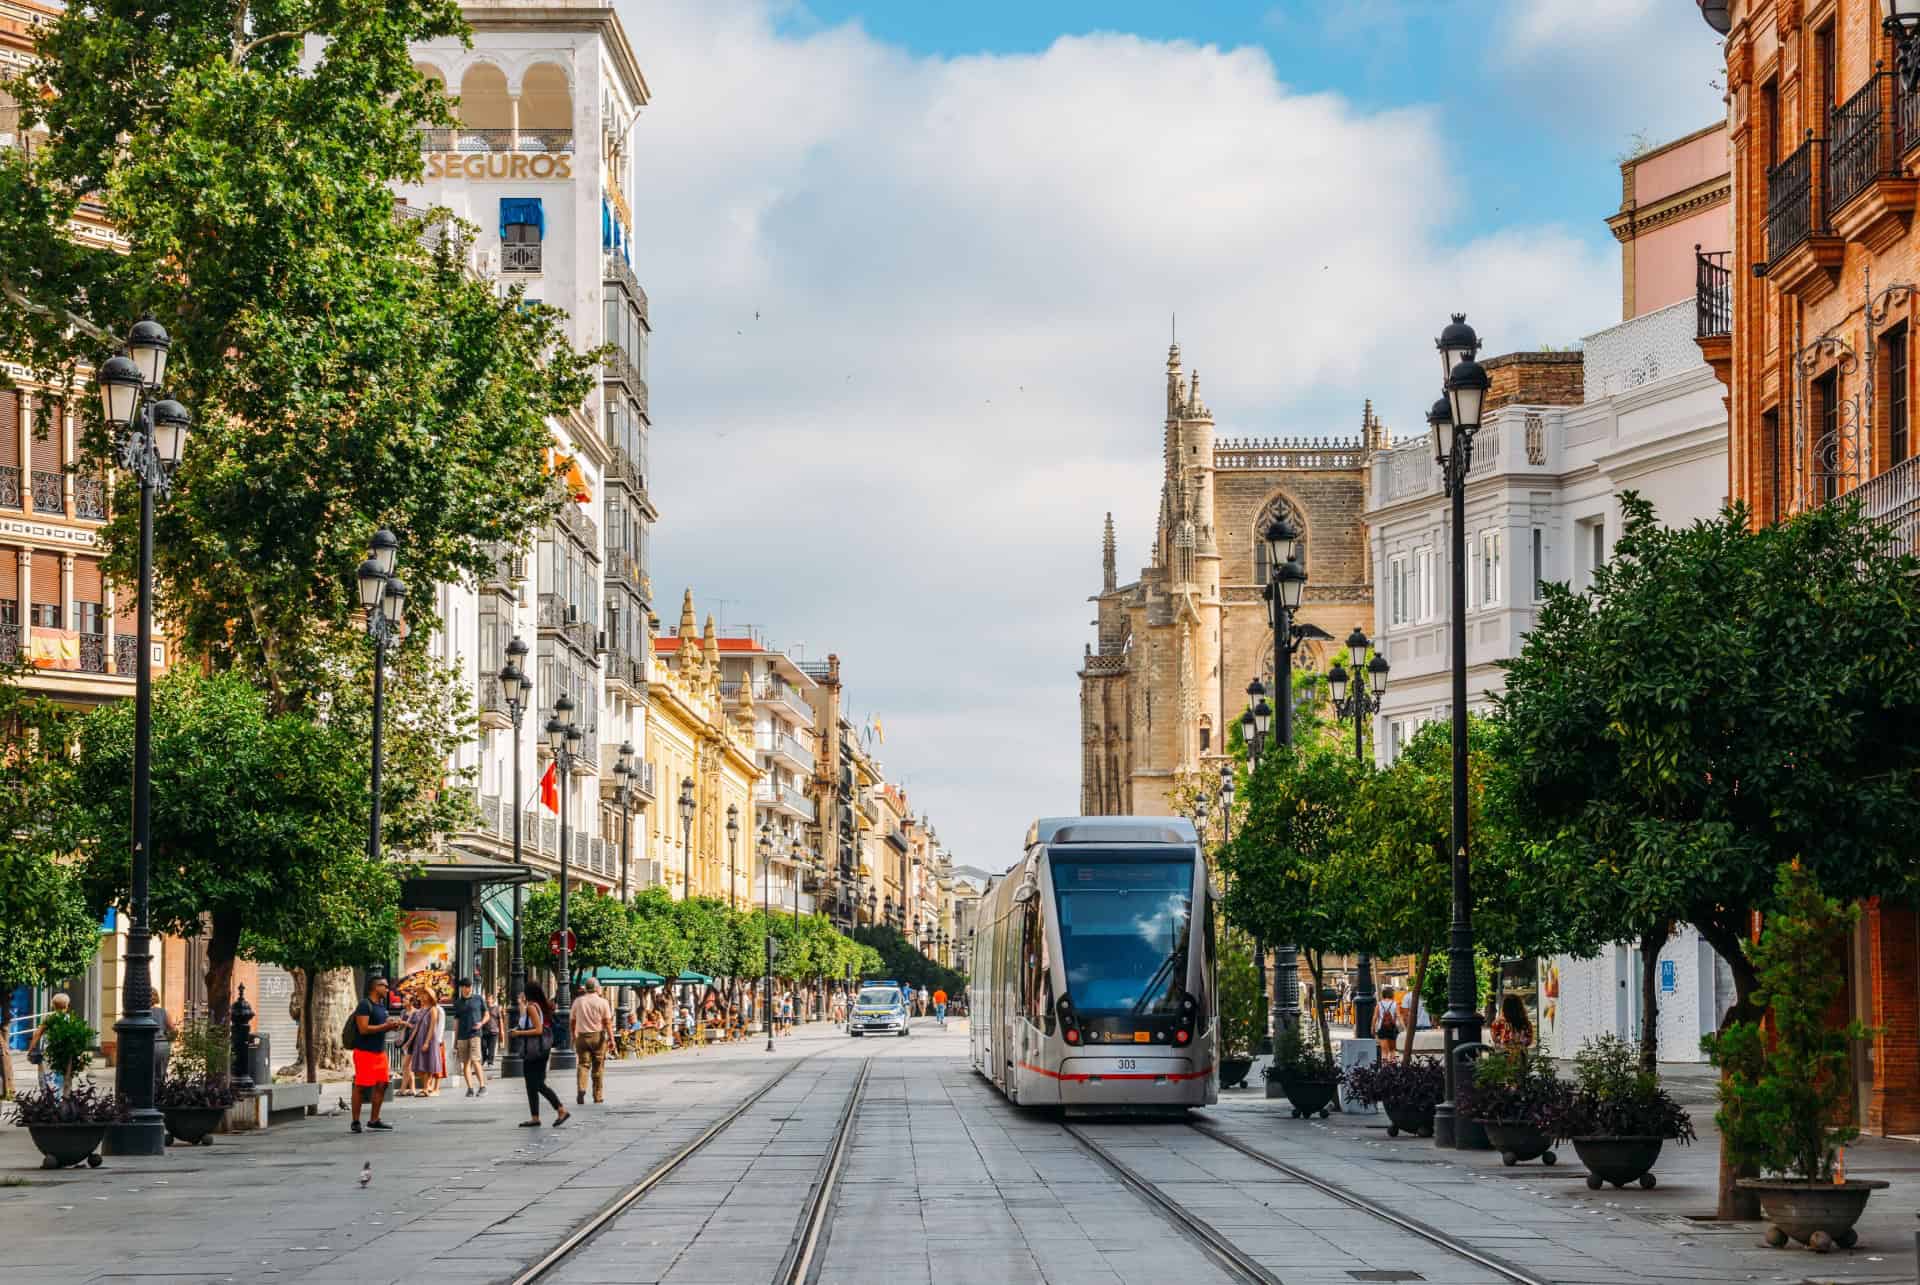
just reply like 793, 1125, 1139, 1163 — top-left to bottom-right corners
61, 404, 74, 518
16, 548, 31, 648
104, 583, 117, 673
59, 552, 73, 633
17, 391, 33, 504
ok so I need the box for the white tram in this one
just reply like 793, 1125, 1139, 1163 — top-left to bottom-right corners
970, 816, 1217, 1112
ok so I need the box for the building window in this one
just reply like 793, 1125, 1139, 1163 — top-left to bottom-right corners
1815, 370, 1840, 504
1888, 326, 1909, 468
1761, 410, 1781, 524
1531, 527, 1544, 601
500, 198, 545, 274
1414, 547, 1434, 622
1479, 530, 1502, 606
1388, 554, 1408, 626
1581, 518, 1606, 589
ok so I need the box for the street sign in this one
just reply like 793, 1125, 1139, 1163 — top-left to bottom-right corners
1659, 959, 1676, 994
549, 929, 575, 954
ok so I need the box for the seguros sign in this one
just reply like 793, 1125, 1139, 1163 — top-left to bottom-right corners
426, 151, 574, 181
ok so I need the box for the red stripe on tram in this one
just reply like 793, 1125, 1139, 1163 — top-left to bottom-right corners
1018, 1061, 1215, 1083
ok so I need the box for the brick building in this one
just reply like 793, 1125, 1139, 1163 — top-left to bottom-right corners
1695, 0, 1920, 1132
1079, 344, 1380, 816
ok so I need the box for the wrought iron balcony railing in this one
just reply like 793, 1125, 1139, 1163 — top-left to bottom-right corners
78, 632, 106, 674
31, 470, 61, 515
1847, 454, 1920, 554
1829, 72, 1902, 215
501, 241, 542, 274
115, 633, 139, 675
1766, 135, 1828, 263
1696, 248, 1731, 339
74, 476, 107, 521
0, 466, 19, 510
0, 624, 17, 665
416, 127, 575, 153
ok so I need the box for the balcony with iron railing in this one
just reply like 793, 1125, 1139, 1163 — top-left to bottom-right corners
1695, 248, 1730, 340
0, 624, 15, 665
757, 729, 816, 773
416, 126, 575, 153
1847, 454, 1920, 553
31, 470, 61, 515
608, 444, 645, 498
501, 240, 542, 274
0, 466, 19, 510
754, 779, 817, 822
754, 679, 816, 728
74, 476, 106, 521
1767, 133, 1845, 301
549, 488, 598, 551
603, 343, 643, 396
1829, 73, 1902, 215
78, 632, 106, 674
603, 253, 647, 324
605, 547, 647, 597
604, 646, 646, 695
536, 592, 597, 660
115, 633, 139, 676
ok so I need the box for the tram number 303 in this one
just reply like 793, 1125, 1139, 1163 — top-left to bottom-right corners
1115, 1059, 1135, 1070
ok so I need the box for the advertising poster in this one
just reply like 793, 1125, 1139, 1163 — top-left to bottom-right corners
397, 909, 458, 1002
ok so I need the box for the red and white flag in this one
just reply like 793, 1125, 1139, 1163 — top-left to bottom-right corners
539, 760, 559, 814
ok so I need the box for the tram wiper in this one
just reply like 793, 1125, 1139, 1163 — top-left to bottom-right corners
1129, 950, 1180, 1015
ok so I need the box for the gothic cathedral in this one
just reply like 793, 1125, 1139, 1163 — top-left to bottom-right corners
1080, 344, 1385, 816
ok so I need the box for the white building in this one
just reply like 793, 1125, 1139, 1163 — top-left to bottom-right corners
399, 1, 658, 908
1363, 299, 1731, 1060
715, 631, 822, 916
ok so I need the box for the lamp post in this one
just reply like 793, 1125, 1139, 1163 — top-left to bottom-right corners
760, 826, 775, 1051
1218, 762, 1235, 847
1328, 628, 1389, 1041
1262, 517, 1309, 1036
677, 776, 695, 899
545, 696, 583, 1071
95, 321, 189, 1157
498, 637, 533, 1079
613, 743, 636, 902
1885, 0, 1920, 92
1429, 313, 1491, 1150
355, 529, 406, 981
726, 804, 740, 911
790, 838, 806, 921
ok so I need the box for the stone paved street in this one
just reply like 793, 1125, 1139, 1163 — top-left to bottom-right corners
6, 1019, 1919, 1284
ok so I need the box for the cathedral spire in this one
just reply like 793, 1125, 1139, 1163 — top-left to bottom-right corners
1102, 512, 1117, 592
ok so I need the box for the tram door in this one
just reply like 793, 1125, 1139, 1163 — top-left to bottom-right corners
1016, 892, 1052, 1076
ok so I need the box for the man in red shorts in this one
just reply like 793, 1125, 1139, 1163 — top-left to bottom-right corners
349, 976, 408, 1134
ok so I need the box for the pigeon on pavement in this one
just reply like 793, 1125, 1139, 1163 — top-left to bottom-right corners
358, 1163, 372, 1188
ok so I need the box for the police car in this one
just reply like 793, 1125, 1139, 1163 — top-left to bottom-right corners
847, 984, 912, 1037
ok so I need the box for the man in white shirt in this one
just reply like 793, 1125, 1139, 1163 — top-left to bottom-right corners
569, 979, 616, 1105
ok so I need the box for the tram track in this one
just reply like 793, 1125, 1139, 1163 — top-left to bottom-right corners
508, 1045, 863, 1285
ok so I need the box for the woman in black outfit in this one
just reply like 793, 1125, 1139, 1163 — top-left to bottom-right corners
508, 982, 570, 1128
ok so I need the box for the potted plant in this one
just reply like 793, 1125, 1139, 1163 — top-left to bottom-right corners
1216, 930, 1267, 1090
1558, 1033, 1694, 1190
1464, 1046, 1570, 1166
1707, 863, 1887, 1253
8, 1080, 129, 1169
1264, 1019, 1343, 1118
1345, 1055, 1444, 1138
157, 1072, 236, 1146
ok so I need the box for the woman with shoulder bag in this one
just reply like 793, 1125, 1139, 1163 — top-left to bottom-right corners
507, 983, 569, 1128
1374, 987, 1401, 1063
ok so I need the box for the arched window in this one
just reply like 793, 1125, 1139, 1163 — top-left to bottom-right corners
519, 63, 572, 152
457, 63, 511, 145
1251, 496, 1306, 585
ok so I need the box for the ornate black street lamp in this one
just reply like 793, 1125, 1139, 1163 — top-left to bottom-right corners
1429, 313, 1492, 1150
726, 803, 740, 911
613, 742, 637, 902
1263, 515, 1309, 1034
1885, 1, 1920, 92
677, 776, 696, 899
1328, 627, 1389, 1041
355, 529, 406, 981
545, 695, 583, 1071
497, 636, 533, 1079
760, 825, 775, 1051
96, 321, 189, 1157
790, 838, 806, 922
1218, 762, 1235, 846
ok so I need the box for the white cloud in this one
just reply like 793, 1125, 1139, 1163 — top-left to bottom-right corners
618, 0, 1617, 868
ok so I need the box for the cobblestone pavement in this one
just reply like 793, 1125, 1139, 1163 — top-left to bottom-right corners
5, 1020, 1917, 1284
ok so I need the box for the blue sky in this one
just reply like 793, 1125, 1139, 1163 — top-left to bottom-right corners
619, 0, 1728, 869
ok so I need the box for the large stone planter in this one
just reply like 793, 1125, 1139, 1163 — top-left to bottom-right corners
1382, 1099, 1435, 1138
1277, 1074, 1340, 1120
1218, 1057, 1254, 1090
162, 1106, 227, 1147
1481, 1118, 1556, 1166
1740, 1178, 1890, 1252
1572, 1136, 1664, 1190
25, 1124, 106, 1170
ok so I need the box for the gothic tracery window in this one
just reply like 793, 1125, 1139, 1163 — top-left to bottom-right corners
1251, 496, 1307, 585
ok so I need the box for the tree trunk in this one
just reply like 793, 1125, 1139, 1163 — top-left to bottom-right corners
1307, 950, 1332, 1057
204, 910, 243, 1035
287, 967, 355, 1080
1695, 909, 1764, 1220
1485, 954, 1502, 1026
1638, 922, 1672, 1075
301, 969, 318, 1084
1404, 946, 1431, 1061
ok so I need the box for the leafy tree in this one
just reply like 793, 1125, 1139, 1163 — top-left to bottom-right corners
672, 898, 735, 981
0, 0, 599, 716
850, 924, 967, 994
523, 885, 636, 983
68, 671, 372, 1027
0, 675, 96, 1098
1496, 495, 1920, 1214
629, 888, 693, 982
238, 855, 400, 1082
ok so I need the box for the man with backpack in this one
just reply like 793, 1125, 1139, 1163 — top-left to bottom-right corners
347, 976, 409, 1134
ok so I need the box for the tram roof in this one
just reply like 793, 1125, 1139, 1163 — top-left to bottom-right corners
1024, 816, 1198, 848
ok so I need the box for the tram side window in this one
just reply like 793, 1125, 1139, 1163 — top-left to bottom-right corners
1019, 899, 1055, 1034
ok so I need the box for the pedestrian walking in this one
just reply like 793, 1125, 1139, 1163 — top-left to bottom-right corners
481, 991, 503, 1067
348, 976, 408, 1133
779, 992, 794, 1034
453, 977, 488, 1097
26, 992, 71, 1096
917, 985, 930, 1017
1374, 987, 1400, 1062
932, 988, 948, 1026
507, 983, 568, 1128
570, 977, 614, 1104
404, 987, 446, 1096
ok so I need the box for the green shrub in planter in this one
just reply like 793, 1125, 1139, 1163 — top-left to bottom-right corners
37, 1010, 95, 1085
1559, 1034, 1694, 1142
156, 1072, 237, 1111
8, 1080, 129, 1126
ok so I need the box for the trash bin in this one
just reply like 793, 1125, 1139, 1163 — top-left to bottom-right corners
248, 1034, 271, 1087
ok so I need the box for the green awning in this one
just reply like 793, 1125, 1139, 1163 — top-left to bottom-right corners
480, 888, 517, 942
676, 971, 713, 985
590, 968, 665, 985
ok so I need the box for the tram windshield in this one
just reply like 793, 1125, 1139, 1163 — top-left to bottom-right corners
1050, 850, 1193, 1015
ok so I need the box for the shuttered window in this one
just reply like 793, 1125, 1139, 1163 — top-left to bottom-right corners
30, 400, 60, 471
0, 391, 18, 467
73, 556, 103, 634
0, 548, 16, 624
29, 553, 59, 627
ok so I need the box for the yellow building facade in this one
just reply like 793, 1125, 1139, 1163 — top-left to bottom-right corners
646, 590, 759, 902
